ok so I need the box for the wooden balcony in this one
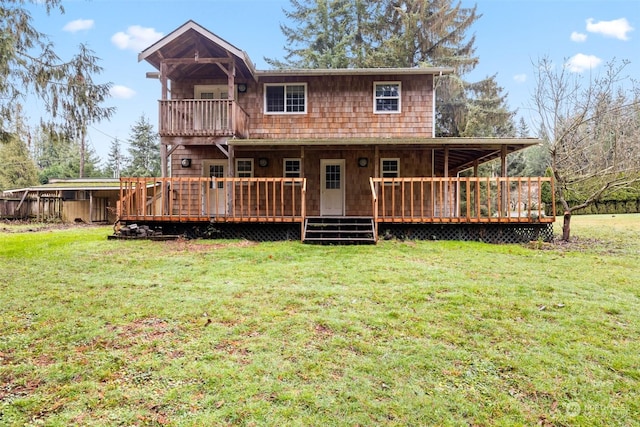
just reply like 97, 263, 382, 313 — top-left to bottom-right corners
159, 99, 249, 138
118, 177, 306, 223
370, 176, 555, 224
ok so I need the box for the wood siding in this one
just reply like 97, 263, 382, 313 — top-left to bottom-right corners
169, 74, 434, 140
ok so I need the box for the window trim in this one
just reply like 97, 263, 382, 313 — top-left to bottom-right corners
380, 158, 400, 185
283, 158, 302, 185
235, 158, 254, 178
373, 81, 402, 114
264, 83, 308, 115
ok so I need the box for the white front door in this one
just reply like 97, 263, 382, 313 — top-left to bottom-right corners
203, 160, 227, 215
320, 159, 345, 216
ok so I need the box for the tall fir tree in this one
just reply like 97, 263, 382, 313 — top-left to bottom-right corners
0, 133, 39, 191
33, 126, 104, 183
105, 138, 126, 178
125, 115, 160, 177
1, 0, 114, 172
270, 0, 515, 138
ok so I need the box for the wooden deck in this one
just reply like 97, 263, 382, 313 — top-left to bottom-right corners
118, 177, 306, 223
118, 176, 555, 226
370, 176, 555, 224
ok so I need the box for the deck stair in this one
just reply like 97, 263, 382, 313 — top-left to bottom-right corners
303, 216, 376, 244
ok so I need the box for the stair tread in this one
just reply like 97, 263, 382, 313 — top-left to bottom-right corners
305, 230, 373, 234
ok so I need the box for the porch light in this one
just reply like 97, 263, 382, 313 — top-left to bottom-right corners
258, 158, 268, 167
238, 83, 247, 93
358, 157, 369, 167
181, 158, 192, 168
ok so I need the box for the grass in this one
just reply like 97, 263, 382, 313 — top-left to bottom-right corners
0, 215, 639, 426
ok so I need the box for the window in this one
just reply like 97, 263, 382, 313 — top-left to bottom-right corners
265, 84, 307, 114
283, 158, 301, 178
374, 82, 401, 113
381, 158, 400, 183
236, 159, 254, 178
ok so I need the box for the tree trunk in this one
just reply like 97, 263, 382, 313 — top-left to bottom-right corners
562, 210, 571, 241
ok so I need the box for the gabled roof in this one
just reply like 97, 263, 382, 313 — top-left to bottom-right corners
138, 20, 257, 80
139, 20, 453, 82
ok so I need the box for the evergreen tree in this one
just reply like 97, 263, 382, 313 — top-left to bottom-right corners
270, 0, 515, 138
33, 126, 104, 183
266, 0, 365, 68
517, 117, 530, 138
0, 0, 114, 159
105, 138, 126, 178
0, 133, 39, 191
124, 115, 160, 177
460, 76, 515, 138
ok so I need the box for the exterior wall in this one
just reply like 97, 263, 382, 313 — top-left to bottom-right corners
170, 73, 434, 140
171, 144, 435, 217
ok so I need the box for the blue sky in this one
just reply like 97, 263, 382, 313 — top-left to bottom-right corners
26, 0, 639, 164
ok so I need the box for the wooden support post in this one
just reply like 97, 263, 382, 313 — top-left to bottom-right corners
501, 145, 508, 215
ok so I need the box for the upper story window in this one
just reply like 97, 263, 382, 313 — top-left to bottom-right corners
265, 83, 307, 114
374, 82, 401, 113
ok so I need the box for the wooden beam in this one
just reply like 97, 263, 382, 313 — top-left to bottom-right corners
162, 57, 234, 65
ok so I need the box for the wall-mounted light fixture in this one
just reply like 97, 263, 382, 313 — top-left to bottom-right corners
358, 157, 369, 167
238, 83, 247, 93
258, 158, 268, 167
181, 158, 192, 168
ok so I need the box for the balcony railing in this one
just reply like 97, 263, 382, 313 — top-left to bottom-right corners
370, 176, 555, 223
159, 99, 249, 138
118, 177, 305, 223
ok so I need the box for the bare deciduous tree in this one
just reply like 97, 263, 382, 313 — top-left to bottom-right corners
532, 56, 640, 240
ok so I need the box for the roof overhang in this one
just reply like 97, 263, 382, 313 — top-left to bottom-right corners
138, 20, 257, 81
256, 67, 454, 78
229, 137, 541, 173
3, 179, 121, 195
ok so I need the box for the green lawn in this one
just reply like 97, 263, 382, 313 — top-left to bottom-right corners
1, 215, 639, 426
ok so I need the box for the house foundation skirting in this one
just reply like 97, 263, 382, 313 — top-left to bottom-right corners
116, 221, 553, 244
379, 223, 554, 244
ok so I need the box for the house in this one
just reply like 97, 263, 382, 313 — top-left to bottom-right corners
117, 20, 555, 243
3, 179, 120, 223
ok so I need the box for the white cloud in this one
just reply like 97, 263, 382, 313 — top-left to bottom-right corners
565, 53, 602, 73
110, 85, 136, 99
513, 73, 527, 83
63, 19, 94, 33
586, 18, 633, 41
111, 25, 163, 51
570, 31, 587, 42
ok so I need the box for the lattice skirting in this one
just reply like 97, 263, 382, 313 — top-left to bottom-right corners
157, 222, 302, 242
123, 222, 553, 244
378, 223, 554, 244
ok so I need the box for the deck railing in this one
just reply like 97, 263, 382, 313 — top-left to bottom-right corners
370, 176, 555, 223
159, 99, 249, 138
119, 177, 306, 223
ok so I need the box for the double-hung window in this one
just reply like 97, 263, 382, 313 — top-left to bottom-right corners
265, 83, 307, 114
283, 158, 301, 178
381, 158, 400, 184
374, 82, 401, 113
283, 158, 302, 185
236, 159, 254, 178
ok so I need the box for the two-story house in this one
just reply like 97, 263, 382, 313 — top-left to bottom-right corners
117, 21, 555, 243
